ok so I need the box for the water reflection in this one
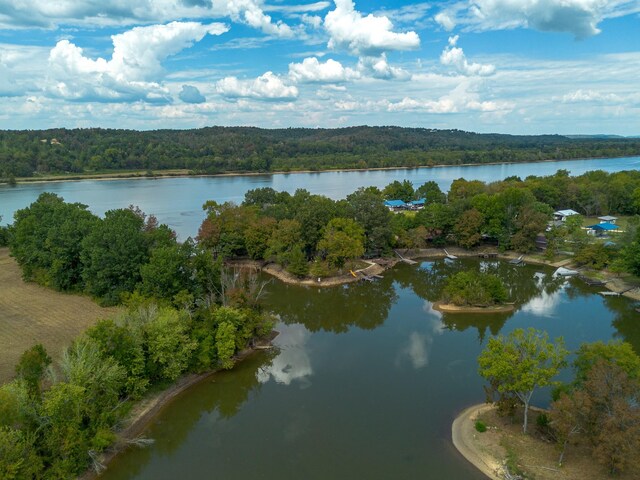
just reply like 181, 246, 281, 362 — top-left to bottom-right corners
396, 311, 444, 370
257, 323, 313, 387
265, 279, 398, 333
520, 283, 567, 317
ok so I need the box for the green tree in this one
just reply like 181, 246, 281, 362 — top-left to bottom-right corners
15, 344, 51, 397
0, 427, 43, 480
453, 208, 484, 248
286, 244, 309, 277
317, 217, 365, 268
244, 216, 277, 260
139, 241, 195, 302
265, 219, 303, 264
382, 180, 414, 202
144, 307, 196, 382
415, 180, 446, 204
478, 328, 568, 433
81, 208, 150, 305
573, 341, 640, 383
442, 271, 507, 306
345, 187, 392, 254
10, 193, 98, 290
85, 318, 148, 398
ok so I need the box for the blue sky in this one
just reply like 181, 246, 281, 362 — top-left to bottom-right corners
0, 0, 639, 134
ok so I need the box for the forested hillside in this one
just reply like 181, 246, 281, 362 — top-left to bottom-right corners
2, 126, 640, 178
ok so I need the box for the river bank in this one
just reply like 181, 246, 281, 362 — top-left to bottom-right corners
80, 330, 278, 480
453, 403, 637, 480
229, 248, 640, 301
5, 153, 639, 185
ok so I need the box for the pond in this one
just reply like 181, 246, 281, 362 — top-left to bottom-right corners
99, 258, 640, 480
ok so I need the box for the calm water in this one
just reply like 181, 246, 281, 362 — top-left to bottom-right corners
2, 156, 640, 239
100, 259, 640, 480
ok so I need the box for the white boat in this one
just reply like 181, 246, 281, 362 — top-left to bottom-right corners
553, 267, 578, 277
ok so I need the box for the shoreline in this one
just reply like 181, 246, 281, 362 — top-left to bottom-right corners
451, 403, 502, 480
231, 249, 640, 301
433, 301, 515, 314
4, 153, 639, 186
81, 330, 279, 479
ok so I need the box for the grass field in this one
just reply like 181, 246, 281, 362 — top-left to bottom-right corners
0, 248, 120, 383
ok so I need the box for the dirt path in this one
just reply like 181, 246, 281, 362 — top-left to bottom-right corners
451, 404, 503, 480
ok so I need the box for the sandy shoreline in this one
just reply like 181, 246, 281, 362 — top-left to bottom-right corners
451, 404, 502, 480
5, 154, 638, 185
433, 302, 515, 314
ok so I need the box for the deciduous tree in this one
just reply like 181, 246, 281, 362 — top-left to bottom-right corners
478, 328, 568, 433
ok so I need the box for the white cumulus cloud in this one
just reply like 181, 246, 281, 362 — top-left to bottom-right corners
324, 0, 420, 56
216, 71, 298, 100
0, 0, 295, 36
440, 35, 495, 76
435, 0, 640, 38
288, 57, 357, 83
47, 21, 228, 102
357, 54, 411, 80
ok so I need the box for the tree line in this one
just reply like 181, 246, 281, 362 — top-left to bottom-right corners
2, 126, 640, 179
196, 169, 640, 278
478, 329, 640, 475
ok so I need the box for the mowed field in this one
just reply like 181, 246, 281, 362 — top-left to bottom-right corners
0, 248, 120, 383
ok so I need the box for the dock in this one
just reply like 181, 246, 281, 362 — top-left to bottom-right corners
394, 250, 418, 265
443, 249, 458, 260
578, 275, 607, 287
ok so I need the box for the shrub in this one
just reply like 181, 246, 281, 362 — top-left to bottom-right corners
475, 420, 487, 432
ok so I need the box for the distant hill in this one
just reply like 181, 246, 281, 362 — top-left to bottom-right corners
2, 126, 640, 178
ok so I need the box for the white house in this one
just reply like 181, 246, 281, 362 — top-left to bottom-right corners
553, 209, 580, 222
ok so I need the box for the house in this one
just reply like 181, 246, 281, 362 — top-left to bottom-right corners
409, 198, 426, 210
586, 222, 621, 236
598, 215, 618, 224
384, 199, 407, 211
553, 209, 580, 222
553, 209, 580, 223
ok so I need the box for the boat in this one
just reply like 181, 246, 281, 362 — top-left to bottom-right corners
553, 267, 578, 277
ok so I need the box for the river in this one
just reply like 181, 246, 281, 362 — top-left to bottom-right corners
2, 156, 640, 239
99, 258, 640, 480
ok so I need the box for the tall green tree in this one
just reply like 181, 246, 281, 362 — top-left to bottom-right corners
10, 193, 98, 290
345, 187, 392, 254
81, 208, 150, 304
478, 328, 568, 433
15, 344, 51, 397
415, 180, 446, 203
317, 217, 365, 268
382, 180, 414, 202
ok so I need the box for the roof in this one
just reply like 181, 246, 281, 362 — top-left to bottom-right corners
554, 209, 580, 217
587, 223, 620, 231
598, 215, 618, 221
410, 198, 426, 205
384, 200, 406, 207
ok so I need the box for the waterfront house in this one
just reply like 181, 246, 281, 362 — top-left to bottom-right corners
553, 209, 580, 222
384, 199, 407, 212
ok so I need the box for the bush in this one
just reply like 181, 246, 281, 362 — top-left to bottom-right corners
475, 420, 487, 432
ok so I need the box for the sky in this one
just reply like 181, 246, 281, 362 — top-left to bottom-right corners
0, 0, 639, 135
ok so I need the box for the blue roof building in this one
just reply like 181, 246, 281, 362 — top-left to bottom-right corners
384, 199, 407, 209
587, 222, 620, 231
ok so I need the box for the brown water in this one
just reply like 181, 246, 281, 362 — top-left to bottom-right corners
100, 259, 640, 480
